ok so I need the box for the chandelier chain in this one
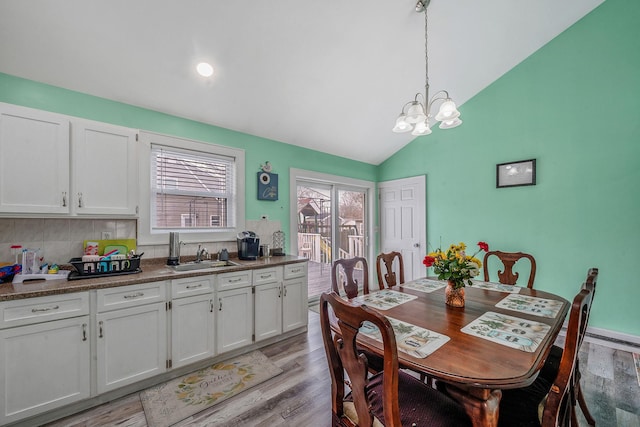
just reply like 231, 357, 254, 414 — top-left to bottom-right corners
423, 4, 430, 111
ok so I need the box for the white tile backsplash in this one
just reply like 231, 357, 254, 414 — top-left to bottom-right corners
0, 218, 137, 265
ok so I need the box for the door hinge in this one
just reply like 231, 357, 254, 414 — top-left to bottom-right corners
136, 205, 139, 214
252, 334, 255, 341
166, 301, 172, 310
252, 286, 255, 294
166, 359, 172, 369
136, 133, 139, 141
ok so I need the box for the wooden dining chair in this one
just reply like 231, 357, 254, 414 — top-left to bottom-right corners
497, 283, 594, 426
483, 250, 537, 288
376, 251, 404, 290
331, 257, 370, 299
319, 291, 472, 427
538, 267, 599, 426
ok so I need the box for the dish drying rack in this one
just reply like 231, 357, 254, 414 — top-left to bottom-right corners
67, 255, 143, 280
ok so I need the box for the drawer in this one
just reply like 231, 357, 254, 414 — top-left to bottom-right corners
253, 267, 282, 285
0, 292, 89, 329
284, 262, 307, 280
216, 270, 252, 291
171, 276, 213, 299
96, 281, 167, 312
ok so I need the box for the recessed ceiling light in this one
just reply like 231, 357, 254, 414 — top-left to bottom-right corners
196, 62, 214, 77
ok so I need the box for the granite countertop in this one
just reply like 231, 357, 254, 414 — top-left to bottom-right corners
0, 255, 307, 302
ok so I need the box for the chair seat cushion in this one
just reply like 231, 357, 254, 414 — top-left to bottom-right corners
347, 370, 472, 427
498, 374, 553, 427
539, 344, 563, 382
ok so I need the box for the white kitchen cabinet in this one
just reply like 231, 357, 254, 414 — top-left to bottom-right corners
254, 267, 283, 342
71, 119, 138, 216
0, 102, 70, 214
283, 263, 308, 332
0, 294, 90, 424
170, 276, 215, 369
216, 286, 253, 354
95, 282, 167, 394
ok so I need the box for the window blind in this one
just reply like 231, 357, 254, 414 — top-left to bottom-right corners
150, 145, 236, 230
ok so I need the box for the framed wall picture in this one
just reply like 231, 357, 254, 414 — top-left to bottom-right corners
496, 159, 536, 188
257, 171, 278, 200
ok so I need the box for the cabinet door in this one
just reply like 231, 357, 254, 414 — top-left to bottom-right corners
171, 294, 215, 368
96, 302, 166, 394
72, 119, 138, 215
216, 287, 253, 354
254, 281, 282, 342
0, 316, 90, 424
0, 103, 70, 214
283, 277, 308, 332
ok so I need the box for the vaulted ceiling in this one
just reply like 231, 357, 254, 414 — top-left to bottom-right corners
0, 0, 603, 165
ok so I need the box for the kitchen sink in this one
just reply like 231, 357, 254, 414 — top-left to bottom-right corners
169, 260, 239, 271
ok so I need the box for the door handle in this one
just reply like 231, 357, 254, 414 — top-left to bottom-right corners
413, 243, 420, 248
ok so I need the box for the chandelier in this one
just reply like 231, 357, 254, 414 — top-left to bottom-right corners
392, 0, 462, 136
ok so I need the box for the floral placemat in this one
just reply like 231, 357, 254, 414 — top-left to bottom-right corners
351, 289, 417, 310
495, 294, 564, 318
401, 278, 447, 293
461, 311, 550, 352
360, 316, 450, 358
470, 279, 522, 293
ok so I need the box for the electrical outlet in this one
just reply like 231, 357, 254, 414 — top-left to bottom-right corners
261, 214, 269, 220
101, 231, 112, 240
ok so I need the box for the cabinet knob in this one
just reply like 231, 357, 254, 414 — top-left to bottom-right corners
82, 323, 87, 341
77, 192, 83, 208
62, 192, 67, 207
98, 320, 104, 338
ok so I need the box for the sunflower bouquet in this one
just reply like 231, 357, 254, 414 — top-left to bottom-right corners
422, 241, 489, 289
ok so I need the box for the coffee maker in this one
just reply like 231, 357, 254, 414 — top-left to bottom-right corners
237, 231, 260, 260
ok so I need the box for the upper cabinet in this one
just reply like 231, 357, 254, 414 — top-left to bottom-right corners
0, 103, 138, 217
0, 103, 70, 214
71, 119, 138, 216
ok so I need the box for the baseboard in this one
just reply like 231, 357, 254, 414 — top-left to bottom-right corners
558, 325, 640, 353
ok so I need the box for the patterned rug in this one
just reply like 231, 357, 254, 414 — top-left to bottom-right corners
634, 353, 640, 387
140, 350, 282, 427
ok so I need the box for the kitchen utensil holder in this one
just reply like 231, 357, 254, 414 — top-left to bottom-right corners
67, 255, 142, 280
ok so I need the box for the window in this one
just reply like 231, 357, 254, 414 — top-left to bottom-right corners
138, 131, 245, 245
151, 145, 234, 230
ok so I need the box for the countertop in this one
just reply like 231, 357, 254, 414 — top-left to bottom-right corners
0, 255, 308, 302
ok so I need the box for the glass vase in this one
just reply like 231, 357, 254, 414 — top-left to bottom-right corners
445, 281, 465, 307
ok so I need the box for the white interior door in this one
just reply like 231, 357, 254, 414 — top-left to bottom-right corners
378, 176, 426, 281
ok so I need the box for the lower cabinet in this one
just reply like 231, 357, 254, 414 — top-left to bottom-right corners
170, 276, 215, 369
283, 263, 309, 332
95, 282, 167, 394
0, 294, 90, 425
254, 280, 283, 342
283, 275, 308, 332
216, 287, 254, 354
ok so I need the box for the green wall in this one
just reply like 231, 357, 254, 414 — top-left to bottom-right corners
379, 0, 640, 336
0, 73, 377, 239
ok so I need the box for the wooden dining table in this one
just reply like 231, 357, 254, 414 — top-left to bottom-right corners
336, 278, 570, 427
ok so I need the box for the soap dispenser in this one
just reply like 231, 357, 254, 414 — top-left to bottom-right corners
218, 248, 229, 261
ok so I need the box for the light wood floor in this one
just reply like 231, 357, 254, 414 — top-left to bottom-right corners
45, 310, 640, 427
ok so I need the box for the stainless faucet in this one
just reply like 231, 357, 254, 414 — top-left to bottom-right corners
195, 244, 209, 263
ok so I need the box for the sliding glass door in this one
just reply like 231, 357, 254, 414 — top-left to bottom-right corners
295, 176, 370, 302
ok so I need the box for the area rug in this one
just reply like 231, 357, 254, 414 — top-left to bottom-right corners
634, 353, 640, 387
140, 350, 282, 427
